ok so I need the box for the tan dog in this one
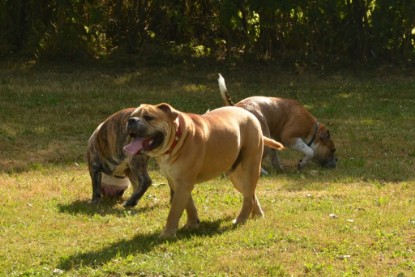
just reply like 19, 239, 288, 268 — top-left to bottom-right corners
87, 108, 152, 207
124, 103, 283, 238
218, 74, 336, 171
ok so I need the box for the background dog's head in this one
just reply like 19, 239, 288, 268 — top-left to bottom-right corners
124, 103, 179, 157
313, 125, 337, 168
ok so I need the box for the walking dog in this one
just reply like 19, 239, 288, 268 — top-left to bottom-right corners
87, 108, 152, 207
124, 103, 284, 238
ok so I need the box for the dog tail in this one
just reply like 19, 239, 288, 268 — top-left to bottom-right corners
218, 73, 235, 106
263, 137, 284, 150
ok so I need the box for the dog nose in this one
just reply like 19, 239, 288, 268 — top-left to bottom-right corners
326, 158, 337, 168
127, 117, 138, 126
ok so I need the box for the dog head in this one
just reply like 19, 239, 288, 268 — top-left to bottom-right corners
312, 124, 337, 168
101, 174, 129, 198
124, 103, 179, 157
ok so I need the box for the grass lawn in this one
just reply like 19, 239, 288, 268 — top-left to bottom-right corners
0, 62, 414, 276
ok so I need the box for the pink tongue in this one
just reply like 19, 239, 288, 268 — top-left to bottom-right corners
123, 137, 145, 155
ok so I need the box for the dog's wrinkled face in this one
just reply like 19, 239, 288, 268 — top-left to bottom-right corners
124, 103, 178, 157
313, 126, 337, 168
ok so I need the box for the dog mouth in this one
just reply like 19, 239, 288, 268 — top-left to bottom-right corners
124, 132, 164, 155
320, 157, 337, 168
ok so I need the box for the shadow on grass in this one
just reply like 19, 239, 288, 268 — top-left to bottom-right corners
57, 216, 234, 270
57, 199, 163, 217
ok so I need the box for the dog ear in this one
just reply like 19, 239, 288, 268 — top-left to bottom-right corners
320, 129, 330, 141
157, 103, 179, 120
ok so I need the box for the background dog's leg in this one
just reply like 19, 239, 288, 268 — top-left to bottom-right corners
269, 148, 284, 172
290, 138, 314, 169
90, 163, 103, 203
259, 123, 284, 173
123, 172, 152, 207
124, 156, 152, 207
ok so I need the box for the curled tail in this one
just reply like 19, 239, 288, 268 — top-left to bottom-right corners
263, 137, 284, 150
218, 73, 235, 106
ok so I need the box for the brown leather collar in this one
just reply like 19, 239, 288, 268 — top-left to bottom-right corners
307, 122, 319, 146
164, 116, 181, 154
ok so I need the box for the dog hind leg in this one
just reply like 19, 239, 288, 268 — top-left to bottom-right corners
256, 119, 283, 173
229, 162, 264, 224
268, 148, 284, 172
251, 194, 264, 218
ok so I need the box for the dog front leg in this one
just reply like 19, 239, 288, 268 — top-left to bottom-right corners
90, 163, 103, 203
160, 185, 193, 238
124, 156, 152, 207
183, 195, 200, 230
291, 138, 314, 169
124, 172, 152, 207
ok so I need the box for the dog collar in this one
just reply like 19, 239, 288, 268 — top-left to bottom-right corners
307, 122, 320, 146
164, 116, 181, 154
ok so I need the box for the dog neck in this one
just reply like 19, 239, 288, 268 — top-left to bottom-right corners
306, 122, 319, 146
164, 115, 182, 154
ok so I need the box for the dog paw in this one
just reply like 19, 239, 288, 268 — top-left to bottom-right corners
297, 160, 306, 170
251, 209, 264, 218
183, 219, 200, 230
123, 199, 138, 208
232, 217, 247, 225
251, 213, 265, 220
274, 165, 285, 173
260, 168, 269, 176
159, 228, 178, 239
90, 197, 102, 205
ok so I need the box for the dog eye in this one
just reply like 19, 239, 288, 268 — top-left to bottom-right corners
143, 115, 154, 122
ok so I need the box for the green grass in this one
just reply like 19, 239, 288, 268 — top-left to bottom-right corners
0, 62, 415, 276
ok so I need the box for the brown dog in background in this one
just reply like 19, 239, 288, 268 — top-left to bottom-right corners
124, 103, 284, 238
218, 74, 337, 172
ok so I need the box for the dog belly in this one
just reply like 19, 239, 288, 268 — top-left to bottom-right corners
194, 168, 227, 184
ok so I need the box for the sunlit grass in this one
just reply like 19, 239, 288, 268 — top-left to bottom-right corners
1, 166, 415, 276
0, 63, 414, 275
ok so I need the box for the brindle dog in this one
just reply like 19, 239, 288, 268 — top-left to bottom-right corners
87, 108, 152, 207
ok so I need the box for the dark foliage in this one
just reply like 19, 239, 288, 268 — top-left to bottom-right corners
0, 0, 414, 65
